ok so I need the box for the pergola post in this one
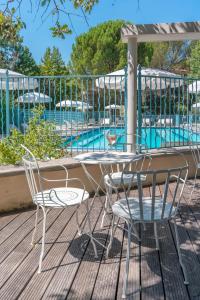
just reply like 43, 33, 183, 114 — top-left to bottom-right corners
122, 21, 200, 152
127, 38, 137, 153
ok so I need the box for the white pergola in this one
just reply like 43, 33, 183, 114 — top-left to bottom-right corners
121, 21, 200, 152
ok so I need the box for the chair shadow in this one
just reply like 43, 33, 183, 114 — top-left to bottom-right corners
69, 232, 121, 262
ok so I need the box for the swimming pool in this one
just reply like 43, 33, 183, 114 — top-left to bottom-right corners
65, 127, 200, 151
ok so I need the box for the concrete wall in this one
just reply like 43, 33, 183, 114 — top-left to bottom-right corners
0, 149, 196, 213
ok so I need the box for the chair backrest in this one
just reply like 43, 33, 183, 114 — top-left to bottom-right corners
122, 163, 188, 222
21, 145, 43, 201
104, 153, 152, 189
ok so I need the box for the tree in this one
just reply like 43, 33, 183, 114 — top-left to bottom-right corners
189, 41, 200, 77
15, 46, 40, 76
3, 0, 99, 38
70, 20, 153, 74
150, 41, 190, 74
0, 11, 24, 69
40, 47, 68, 76
40, 47, 69, 103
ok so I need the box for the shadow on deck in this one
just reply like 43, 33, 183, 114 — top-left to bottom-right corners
0, 179, 200, 299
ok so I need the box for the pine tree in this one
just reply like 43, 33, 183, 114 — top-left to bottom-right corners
40, 47, 68, 76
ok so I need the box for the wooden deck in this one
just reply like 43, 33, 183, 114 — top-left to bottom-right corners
1, 180, 200, 299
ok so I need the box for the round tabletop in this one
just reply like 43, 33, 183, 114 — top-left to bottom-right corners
74, 151, 142, 165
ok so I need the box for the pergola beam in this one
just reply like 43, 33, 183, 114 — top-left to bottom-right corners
122, 21, 200, 42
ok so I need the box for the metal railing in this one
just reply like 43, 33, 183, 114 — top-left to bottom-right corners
0, 70, 200, 154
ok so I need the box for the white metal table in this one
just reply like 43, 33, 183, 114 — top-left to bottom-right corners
74, 151, 142, 248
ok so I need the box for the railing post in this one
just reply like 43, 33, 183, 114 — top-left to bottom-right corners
124, 66, 128, 149
5, 70, 10, 136
127, 37, 137, 153
138, 65, 142, 151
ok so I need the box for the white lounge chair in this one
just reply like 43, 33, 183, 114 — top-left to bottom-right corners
100, 118, 110, 126
157, 118, 173, 126
142, 118, 151, 127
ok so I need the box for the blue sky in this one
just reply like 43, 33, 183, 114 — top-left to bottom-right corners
18, 0, 200, 64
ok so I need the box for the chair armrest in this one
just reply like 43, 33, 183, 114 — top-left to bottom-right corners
39, 164, 68, 182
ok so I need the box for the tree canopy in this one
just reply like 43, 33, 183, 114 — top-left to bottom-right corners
3, 0, 99, 38
70, 20, 153, 75
189, 41, 200, 77
40, 47, 68, 76
15, 46, 40, 76
150, 41, 191, 75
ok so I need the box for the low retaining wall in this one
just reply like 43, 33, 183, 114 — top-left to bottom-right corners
0, 148, 196, 213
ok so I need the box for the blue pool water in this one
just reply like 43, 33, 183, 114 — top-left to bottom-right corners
65, 127, 200, 151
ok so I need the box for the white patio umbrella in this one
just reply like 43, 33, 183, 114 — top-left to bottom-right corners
0, 69, 38, 90
188, 81, 200, 94
56, 100, 92, 110
17, 92, 52, 103
105, 104, 121, 110
96, 67, 182, 90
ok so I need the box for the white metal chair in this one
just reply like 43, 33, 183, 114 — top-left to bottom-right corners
102, 153, 152, 230
189, 142, 200, 200
21, 145, 97, 273
106, 162, 189, 298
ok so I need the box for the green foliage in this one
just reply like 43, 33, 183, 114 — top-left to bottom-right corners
50, 22, 72, 39
40, 47, 68, 76
70, 20, 154, 74
0, 11, 24, 45
15, 46, 40, 76
3, 0, 98, 38
0, 106, 64, 165
189, 41, 200, 77
0, 129, 24, 165
0, 11, 25, 69
150, 41, 190, 74
0, 11, 38, 75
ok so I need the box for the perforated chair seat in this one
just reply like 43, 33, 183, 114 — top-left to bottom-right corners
112, 197, 176, 221
33, 187, 89, 208
104, 172, 147, 186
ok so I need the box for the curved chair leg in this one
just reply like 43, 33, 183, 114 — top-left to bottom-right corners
174, 219, 189, 285
31, 205, 39, 248
190, 168, 198, 201
38, 207, 48, 274
85, 200, 98, 258
122, 222, 132, 299
154, 222, 159, 251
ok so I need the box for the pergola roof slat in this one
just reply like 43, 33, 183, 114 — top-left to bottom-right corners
122, 21, 200, 42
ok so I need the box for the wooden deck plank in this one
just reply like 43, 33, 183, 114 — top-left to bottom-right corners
66, 199, 110, 300
91, 221, 123, 300
0, 212, 19, 231
169, 182, 200, 298
41, 199, 103, 300
0, 208, 62, 290
140, 187, 164, 300
116, 188, 141, 300
0, 208, 50, 264
158, 184, 190, 300
0, 179, 200, 300
18, 204, 88, 300
0, 209, 35, 245
116, 225, 140, 300
0, 208, 75, 300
